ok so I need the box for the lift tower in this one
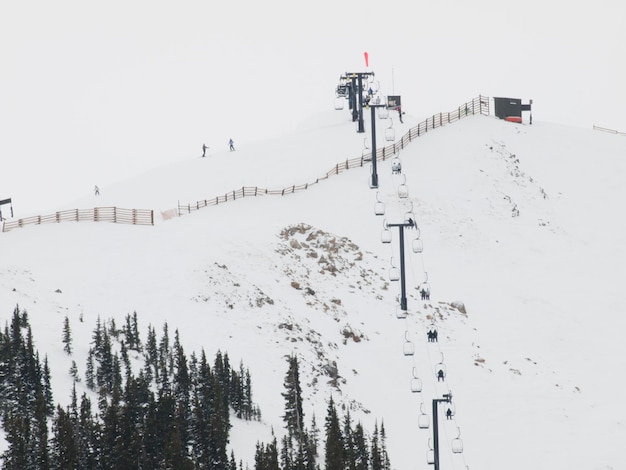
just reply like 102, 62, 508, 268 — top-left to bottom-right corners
366, 102, 387, 188
386, 218, 416, 311
431, 393, 453, 470
341, 71, 374, 133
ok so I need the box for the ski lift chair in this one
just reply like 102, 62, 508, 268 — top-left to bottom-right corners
397, 179, 409, 199
445, 402, 457, 419
391, 157, 402, 175
435, 354, 447, 382
335, 83, 348, 97
389, 257, 400, 281
419, 279, 431, 301
426, 440, 435, 465
403, 331, 415, 356
418, 403, 430, 429
426, 322, 438, 343
395, 305, 407, 319
451, 427, 464, 454
374, 192, 385, 216
385, 119, 396, 141
381, 229, 392, 244
411, 367, 423, 393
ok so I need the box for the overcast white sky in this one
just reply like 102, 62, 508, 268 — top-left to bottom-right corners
2, 0, 625, 212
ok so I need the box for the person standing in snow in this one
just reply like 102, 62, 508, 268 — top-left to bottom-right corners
202, 144, 209, 157
229, 138, 235, 151
94, 185, 100, 196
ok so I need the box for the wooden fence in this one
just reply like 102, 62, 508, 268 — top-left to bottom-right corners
593, 125, 626, 136
178, 95, 490, 215
2, 207, 154, 233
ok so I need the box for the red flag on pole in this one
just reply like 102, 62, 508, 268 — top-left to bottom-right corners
364, 51, 369, 68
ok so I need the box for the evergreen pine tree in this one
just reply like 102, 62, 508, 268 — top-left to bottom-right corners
324, 396, 344, 470
280, 433, 294, 470
343, 410, 356, 470
190, 350, 212, 467
370, 421, 382, 470
3, 410, 29, 469
229, 450, 238, 470
62, 316, 72, 355
42, 355, 54, 416
141, 394, 162, 469
32, 388, 51, 469
77, 392, 97, 468
116, 375, 142, 469
0, 308, 51, 469
379, 420, 391, 470
158, 322, 171, 383
111, 352, 123, 393
132, 311, 141, 350
305, 414, 320, 470
164, 417, 191, 470
172, 329, 191, 459
244, 366, 254, 420
352, 422, 369, 470
120, 340, 131, 379
254, 442, 264, 469
231, 366, 243, 419
51, 405, 77, 469
85, 349, 95, 390
282, 354, 304, 439
123, 313, 134, 350
69, 360, 80, 382
100, 385, 122, 468
214, 350, 231, 412
91, 316, 102, 355
145, 324, 159, 380
254, 437, 280, 470
208, 371, 230, 469
94, 324, 114, 393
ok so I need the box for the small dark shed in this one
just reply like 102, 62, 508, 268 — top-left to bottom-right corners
494, 97, 522, 119
493, 97, 533, 123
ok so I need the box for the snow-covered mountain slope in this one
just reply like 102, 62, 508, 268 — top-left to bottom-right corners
1, 112, 625, 469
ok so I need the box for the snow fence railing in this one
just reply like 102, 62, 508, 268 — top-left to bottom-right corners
593, 125, 626, 136
1, 207, 154, 233
176, 95, 490, 216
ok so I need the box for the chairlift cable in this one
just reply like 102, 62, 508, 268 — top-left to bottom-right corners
372, 147, 469, 466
